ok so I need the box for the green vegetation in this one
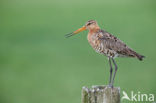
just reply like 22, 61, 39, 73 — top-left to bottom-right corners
1, 0, 156, 103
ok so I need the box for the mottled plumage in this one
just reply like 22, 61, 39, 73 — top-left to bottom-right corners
66, 20, 145, 87
88, 29, 144, 60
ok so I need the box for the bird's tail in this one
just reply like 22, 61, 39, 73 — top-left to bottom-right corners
129, 49, 145, 61
135, 53, 145, 61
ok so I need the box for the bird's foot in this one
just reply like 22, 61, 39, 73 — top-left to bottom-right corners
108, 83, 113, 88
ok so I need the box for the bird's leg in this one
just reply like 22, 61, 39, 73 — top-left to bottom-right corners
111, 58, 118, 87
108, 57, 113, 87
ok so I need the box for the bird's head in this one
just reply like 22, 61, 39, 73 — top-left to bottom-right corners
85, 20, 99, 30
65, 20, 99, 38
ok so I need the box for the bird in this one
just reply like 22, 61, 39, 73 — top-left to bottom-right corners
65, 20, 145, 87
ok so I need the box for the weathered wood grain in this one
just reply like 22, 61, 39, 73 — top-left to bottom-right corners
82, 85, 120, 103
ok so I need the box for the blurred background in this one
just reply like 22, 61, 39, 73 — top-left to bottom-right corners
1, 0, 156, 103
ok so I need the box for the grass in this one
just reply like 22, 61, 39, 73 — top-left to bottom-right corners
0, 0, 156, 103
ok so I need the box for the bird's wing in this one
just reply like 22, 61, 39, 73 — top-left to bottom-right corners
98, 30, 136, 57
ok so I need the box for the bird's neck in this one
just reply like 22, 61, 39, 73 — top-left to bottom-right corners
89, 27, 100, 34
87, 26, 100, 43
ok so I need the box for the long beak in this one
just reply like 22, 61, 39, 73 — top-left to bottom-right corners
65, 26, 86, 38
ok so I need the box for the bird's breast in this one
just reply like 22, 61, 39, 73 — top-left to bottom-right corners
87, 33, 96, 47
87, 33, 103, 53
87, 32, 118, 58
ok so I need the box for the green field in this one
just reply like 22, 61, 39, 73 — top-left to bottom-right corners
1, 0, 156, 103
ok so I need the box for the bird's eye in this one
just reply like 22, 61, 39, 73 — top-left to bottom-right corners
87, 23, 91, 25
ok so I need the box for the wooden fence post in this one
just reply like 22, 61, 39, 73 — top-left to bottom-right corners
82, 85, 120, 103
